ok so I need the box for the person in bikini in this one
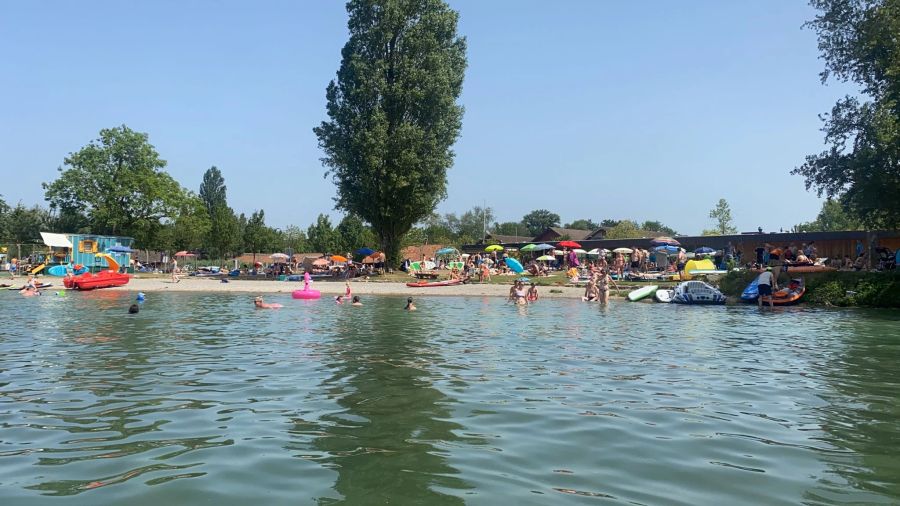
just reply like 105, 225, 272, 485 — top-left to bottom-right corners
596, 269, 618, 304
526, 283, 539, 302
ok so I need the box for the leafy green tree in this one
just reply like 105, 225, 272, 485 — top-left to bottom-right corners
6, 203, 50, 244
313, 0, 467, 267
198, 167, 241, 259
336, 214, 377, 253
793, 0, 900, 228
605, 220, 644, 239
43, 125, 185, 247
564, 219, 599, 231
243, 210, 272, 261
307, 214, 339, 253
416, 213, 455, 245
0, 195, 9, 239
456, 206, 492, 244
640, 220, 677, 236
794, 199, 862, 232
708, 198, 737, 235
600, 219, 621, 228
282, 225, 309, 254
161, 193, 211, 253
492, 221, 526, 237
522, 209, 560, 236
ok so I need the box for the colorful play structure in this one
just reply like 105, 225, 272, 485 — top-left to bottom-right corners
35, 232, 134, 277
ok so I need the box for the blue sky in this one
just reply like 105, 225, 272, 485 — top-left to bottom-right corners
0, 1, 856, 235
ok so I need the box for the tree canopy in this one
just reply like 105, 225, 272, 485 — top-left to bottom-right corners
43, 125, 186, 247
793, 0, 900, 228
707, 198, 738, 235
794, 199, 862, 232
564, 219, 599, 231
313, 0, 467, 266
522, 209, 560, 236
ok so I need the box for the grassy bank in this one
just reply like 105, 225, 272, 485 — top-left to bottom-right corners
718, 270, 900, 308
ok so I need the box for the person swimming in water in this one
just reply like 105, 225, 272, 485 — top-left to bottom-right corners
334, 295, 343, 304
128, 304, 140, 314
351, 295, 362, 306
254, 296, 282, 309
404, 297, 416, 311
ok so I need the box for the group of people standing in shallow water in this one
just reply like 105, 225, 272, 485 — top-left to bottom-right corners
508, 280, 539, 305
581, 268, 619, 304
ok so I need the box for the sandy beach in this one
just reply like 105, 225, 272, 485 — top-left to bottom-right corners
114, 275, 592, 299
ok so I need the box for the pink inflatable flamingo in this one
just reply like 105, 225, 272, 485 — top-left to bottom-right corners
292, 271, 321, 300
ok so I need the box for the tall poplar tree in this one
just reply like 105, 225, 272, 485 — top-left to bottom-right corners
314, 0, 467, 266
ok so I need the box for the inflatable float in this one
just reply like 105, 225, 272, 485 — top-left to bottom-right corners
627, 285, 658, 301
655, 289, 674, 303
292, 272, 321, 300
406, 279, 463, 288
671, 281, 726, 305
743, 278, 806, 306
47, 264, 88, 277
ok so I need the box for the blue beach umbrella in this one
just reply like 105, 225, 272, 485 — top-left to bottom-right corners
107, 245, 133, 253
694, 247, 716, 255
654, 245, 680, 254
505, 258, 525, 273
435, 247, 458, 255
355, 247, 376, 256
533, 244, 554, 251
517, 277, 530, 283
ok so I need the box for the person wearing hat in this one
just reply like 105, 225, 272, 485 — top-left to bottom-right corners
756, 267, 778, 308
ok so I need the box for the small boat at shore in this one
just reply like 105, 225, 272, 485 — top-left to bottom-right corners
671, 281, 726, 305
406, 279, 463, 288
63, 254, 130, 290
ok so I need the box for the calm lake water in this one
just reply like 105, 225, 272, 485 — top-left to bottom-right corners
1, 291, 899, 505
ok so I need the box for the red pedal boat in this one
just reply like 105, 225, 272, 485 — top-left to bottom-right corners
63, 254, 131, 290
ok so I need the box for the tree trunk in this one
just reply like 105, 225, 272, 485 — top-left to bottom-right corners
381, 232, 401, 270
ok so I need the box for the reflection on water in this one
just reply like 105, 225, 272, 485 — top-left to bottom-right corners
0, 291, 898, 505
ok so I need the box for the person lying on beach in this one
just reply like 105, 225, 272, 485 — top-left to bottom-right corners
254, 296, 282, 309
405, 297, 417, 311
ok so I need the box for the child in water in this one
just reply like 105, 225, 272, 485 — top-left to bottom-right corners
404, 297, 416, 311
351, 296, 362, 306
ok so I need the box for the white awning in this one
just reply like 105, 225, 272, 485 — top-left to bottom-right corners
40, 232, 73, 249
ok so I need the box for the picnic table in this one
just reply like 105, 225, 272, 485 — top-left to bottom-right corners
414, 271, 440, 280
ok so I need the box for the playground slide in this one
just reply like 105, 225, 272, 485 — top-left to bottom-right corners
30, 263, 47, 275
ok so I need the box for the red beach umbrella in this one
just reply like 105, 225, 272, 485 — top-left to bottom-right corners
558, 240, 581, 248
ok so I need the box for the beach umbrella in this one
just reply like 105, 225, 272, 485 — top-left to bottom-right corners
312, 258, 329, 267
355, 247, 376, 256
650, 236, 680, 246
435, 247, 458, 255
107, 245, 133, 253
517, 277, 530, 283
586, 248, 601, 256
520, 244, 538, 252
174, 251, 196, 257
558, 240, 581, 248
536, 255, 554, 261
613, 247, 633, 254
505, 258, 524, 273
694, 247, 715, 254
331, 255, 348, 263
484, 245, 504, 252
552, 249, 565, 255
533, 243, 554, 251
270, 253, 289, 262
654, 245, 680, 254
461, 253, 470, 258
573, 248, 587, 256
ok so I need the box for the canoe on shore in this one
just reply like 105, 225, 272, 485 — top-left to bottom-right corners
406, 279, 463, 288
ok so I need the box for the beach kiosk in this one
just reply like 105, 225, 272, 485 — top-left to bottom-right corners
38, 232, 135, 275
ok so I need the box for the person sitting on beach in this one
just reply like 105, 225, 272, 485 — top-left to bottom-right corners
351, 295, 362, 306
405, 297, 417, 311
254, 296, 281, 309
526, 283, 539, 302
853, 254, 866, 271
583, 279, 599, 302
794, 253, 811, 265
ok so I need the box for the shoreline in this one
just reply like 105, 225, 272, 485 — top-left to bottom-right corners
108, 276, 593, 299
